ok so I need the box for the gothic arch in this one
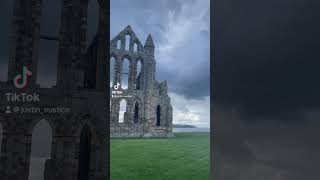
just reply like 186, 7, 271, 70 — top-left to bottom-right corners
125, 34, 130, 51
132, 39, 143, 53
28, 119, 53, 180
27, 117, 56, 138
75, 120, 99, 180
136, 58, 143, 90
116, 39, 121, 49
36, 0, 62, 88
121, 54, 133, 62
136, 56, 144, 64
121, 58, 130, 89
75, 120, 98, 143
119, 99, 127, 123
133, 43, 138, 52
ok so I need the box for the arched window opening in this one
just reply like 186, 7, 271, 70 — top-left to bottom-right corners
133, 43, 138, 52
125, 35, 130, 51
117, 40, 121, 49
77, 125, 92, 180
119, 100, 127, 123
134, 102, 139, 124
37, 0, 61, 88
87, 0, 99, 46
136, 60, 142, 90
121, 58, 129, 89
110, 57, 116, 87
28, 120, 52, 180
0, 123, 3, 154
156, 105, 161, 126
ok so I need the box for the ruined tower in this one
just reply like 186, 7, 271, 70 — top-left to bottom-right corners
0, 0, 109, 180
110, 26, 173, 137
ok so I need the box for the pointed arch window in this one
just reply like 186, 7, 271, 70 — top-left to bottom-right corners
121, 58, 130, 89
136, 60, 142, 90
156, 105, 161, 126
133, 43, 138, 52
28, 119, 52, 180
125, 35, 130, 51
119, 99, 127, 123
117, 40, 121, 49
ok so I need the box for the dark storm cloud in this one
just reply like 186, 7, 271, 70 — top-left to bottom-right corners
215, 0, 320, 119
213, 107, 320, 179
214, 0, 320, 179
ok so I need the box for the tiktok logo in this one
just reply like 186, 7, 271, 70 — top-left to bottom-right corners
13, 66, 32, 89
114, 82, 121, 90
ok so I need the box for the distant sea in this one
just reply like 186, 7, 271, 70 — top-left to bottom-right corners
173, 128, 210, 132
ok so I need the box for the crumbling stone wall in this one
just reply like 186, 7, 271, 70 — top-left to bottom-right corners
110, 26, 173, 138
0, 0, 108, 179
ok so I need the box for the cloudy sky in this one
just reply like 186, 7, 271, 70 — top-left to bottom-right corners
0, 0, 210, 128
213, 0, 320, 179
111, 0, 211, 128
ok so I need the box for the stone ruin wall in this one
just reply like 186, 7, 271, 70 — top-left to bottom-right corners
110, 26, 173, 138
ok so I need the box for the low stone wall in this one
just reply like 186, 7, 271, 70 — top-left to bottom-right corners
111, 124, 174, 138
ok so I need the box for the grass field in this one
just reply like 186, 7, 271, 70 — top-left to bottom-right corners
110, 132, 210, 180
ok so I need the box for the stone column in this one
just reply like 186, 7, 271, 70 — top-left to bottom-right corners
57, 0, 89, 91
114, 58, 122, 88
95, 5, 108, 92
128, 60, 136, 91
143, 35, 156, 129
0, 119, 31, 180
7, 0, 42, 88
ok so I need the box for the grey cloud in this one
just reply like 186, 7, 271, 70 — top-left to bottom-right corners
213, 106, 320, 179
111, 0, 210, 99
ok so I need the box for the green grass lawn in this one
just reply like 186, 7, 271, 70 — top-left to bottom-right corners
110, 132, 210, 180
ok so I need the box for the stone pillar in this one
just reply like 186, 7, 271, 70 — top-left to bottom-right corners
115, 58, 122, 88
128, 60, 136, 91
57, 0, 89, 91
50, 135, 78, 180
0, 120, 31, 180
143, 35, 156, 128
95, 5, 108, 92
7, 0, 42, 88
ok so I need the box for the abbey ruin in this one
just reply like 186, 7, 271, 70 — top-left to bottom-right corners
0, 0, 108, 179
110, 26, 173, 138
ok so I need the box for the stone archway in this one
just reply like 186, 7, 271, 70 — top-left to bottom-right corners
28, 119, 52, 180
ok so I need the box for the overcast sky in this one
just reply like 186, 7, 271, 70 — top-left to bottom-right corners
0, 0, 210, 128
214, 0, 320, 179
111, 0, 211, 128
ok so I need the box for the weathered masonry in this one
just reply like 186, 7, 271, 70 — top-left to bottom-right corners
0, 0, 108, 180
110, 26, 173, 138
